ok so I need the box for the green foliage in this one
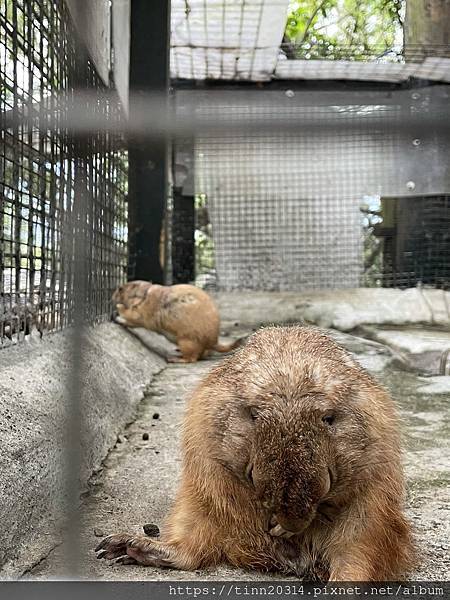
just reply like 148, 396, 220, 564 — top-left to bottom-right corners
285, 0, 404, 61
194, 194, 215, 277
361, 196, 384, 287
195, 230, 215, 274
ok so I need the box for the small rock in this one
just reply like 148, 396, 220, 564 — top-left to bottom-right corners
143, 523, 160, 537
155, 450, 160, 454
152, 413, 160, 420
117, 435, 125, 444
94, 528, 106, 538
142, 432, 149, 440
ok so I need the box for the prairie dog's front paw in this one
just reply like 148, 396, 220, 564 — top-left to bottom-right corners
96, 533, 134, 561
115, 315, 128, 326
95, 533, 174, 567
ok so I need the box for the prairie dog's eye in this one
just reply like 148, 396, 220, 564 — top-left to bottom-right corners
249, 406, 259, 421
322, 414, 335, 426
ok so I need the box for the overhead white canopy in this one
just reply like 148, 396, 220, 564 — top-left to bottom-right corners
170, 0, 290, 80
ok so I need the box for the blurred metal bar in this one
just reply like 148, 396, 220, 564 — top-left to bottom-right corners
61, 10, 91, 577
127, 0, 170, 283
63, 156, 86, 579
3, 88, 450, 140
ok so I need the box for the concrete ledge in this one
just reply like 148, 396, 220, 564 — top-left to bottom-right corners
0, 323, 165, 574
357, 325, 450, 375
216, 288, 450, 331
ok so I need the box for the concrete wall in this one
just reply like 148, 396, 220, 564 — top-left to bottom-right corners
175, 87, 450, 291
0, 323, 164, 575
64, 0, 111, 85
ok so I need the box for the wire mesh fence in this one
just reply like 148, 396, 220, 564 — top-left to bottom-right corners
187, 191, 450, 292
170, 85, 450, 291
0, 0, 128, 348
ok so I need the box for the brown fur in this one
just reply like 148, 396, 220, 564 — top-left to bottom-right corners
96, 325, 416, 580
112, 281, 240, 363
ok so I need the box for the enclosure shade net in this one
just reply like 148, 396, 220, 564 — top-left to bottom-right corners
187, 88, 450, 292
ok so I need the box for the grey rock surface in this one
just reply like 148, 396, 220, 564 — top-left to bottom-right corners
358, 325, 450, 375
0, 323, 165, 576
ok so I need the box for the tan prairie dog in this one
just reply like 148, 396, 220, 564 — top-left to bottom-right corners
96, 326, 416, 580
112, 280, 240, 363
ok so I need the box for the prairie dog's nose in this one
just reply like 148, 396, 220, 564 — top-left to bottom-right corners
273, 514, 308, 535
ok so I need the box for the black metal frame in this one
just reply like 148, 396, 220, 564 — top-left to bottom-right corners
127, 0, 170, 284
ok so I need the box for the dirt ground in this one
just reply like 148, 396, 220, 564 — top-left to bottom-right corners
27, 325, 449, 581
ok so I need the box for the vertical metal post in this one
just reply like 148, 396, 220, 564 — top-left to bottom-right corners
171, 189, 195, 283
127, 0, 170, 283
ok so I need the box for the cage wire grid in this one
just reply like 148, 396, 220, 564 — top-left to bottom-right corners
0, 0, 128, 348
171, 87, 450, 292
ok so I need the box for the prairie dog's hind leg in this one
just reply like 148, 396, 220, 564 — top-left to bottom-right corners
168, 338, 203, 363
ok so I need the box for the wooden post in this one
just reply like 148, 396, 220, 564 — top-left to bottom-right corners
405, 0, 450, 61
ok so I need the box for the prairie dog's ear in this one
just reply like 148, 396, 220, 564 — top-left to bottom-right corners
146, 283, 161, 296
129, 297, 145, 308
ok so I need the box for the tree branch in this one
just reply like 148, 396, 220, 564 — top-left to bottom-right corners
296, 0, 329, 47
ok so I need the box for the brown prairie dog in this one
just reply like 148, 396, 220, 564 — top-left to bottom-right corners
112, 280, 240, 363
96, 325, 416, 580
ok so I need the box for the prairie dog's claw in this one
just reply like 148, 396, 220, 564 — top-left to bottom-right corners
115, 556, 138, 565
269, 524, 295, 539
269, 524, 285, 537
